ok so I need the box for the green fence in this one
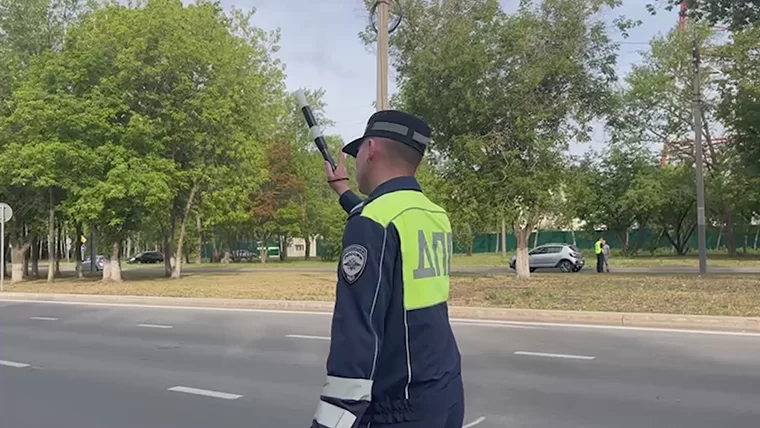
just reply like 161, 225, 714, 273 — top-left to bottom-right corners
199, 226, 757, 259
458, 227, 756, 254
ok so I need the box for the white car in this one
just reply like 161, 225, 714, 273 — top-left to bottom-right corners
509, 244, 585, 273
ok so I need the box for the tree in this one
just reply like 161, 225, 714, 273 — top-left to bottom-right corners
249, 142, 306, 263
647, 1, 760, 31
361, 0, 622, 278
716, 25, 760, 176
0, 0, 94, 282
280, 88, 349, 262
649, 165, 699, 255
566, 141, 660, 254
616, 23, 746, 256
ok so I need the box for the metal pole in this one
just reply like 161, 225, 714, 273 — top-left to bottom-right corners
1, 211, 5, 292
692, 39, 708, 275
376, 0, 390, 110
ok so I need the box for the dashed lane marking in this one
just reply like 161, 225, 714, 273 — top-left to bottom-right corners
168, 386, 242, 400
0, 359, 31, 368
514, 351, 596, 360
286, 334, 330, 340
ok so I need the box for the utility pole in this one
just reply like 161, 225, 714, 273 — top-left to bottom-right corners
692, 39, 708, 275
376, 0, 390, 110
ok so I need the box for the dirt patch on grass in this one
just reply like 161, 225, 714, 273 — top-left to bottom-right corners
6, 271, 760, 317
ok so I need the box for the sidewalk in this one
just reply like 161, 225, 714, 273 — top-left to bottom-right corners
2, 292, 759, 333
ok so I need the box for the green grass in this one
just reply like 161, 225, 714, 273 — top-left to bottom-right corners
7, 271, 760, 317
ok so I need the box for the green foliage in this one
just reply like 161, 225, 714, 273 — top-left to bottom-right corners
360, 0, 623, 276
647, 0, 760, 31
565, 142, 660, 253
716, 25, 760, 176
611, 23, 718, 151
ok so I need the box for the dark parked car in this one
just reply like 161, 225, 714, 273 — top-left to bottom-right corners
127, 251, 164, 264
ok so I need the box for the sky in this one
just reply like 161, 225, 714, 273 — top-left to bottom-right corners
219, 0, 681, 155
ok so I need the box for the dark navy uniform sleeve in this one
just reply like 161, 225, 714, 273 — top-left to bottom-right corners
311, 214, 396, 428
338, 190, 363, 214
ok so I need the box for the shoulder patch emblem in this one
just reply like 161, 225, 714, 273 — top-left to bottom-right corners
341, 244, 368, 284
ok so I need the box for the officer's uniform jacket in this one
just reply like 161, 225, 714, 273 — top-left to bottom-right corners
310, 177, 463, 428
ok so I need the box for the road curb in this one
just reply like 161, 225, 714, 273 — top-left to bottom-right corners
1, 292, 759, 333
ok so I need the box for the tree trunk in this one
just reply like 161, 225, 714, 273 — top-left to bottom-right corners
65, 224, 71, 263
102, 241, 122, 283
279, 236, 288, 262
723, 204, 738, 257
10, 239, 30, 284
195, 213, 202, 264
172, 183, 199, 279
211, 237, 220, 263
24, 244, 29, 277
259, 246, 268, 263
617, 227, 629, 255
501, 218, 507, 258
754, 225, 759, 250
715, 225, 723, 250
494, 223, 499, 254
304, 235, 312, 260
466, 240, 473, 257
743, 234, 748, 254
31, 237, 39, 278
514, 224, 532, 279
126, 237, 132, 260
163, 222, 175, 277
571, 229, 577, 247
55, 221, 62, 275
75, 225, 84, 279
47, 204, 55, 283
532, 229, 539, 248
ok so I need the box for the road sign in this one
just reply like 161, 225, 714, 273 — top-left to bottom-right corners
0, 203, 12, 223
0, 202, 11, 292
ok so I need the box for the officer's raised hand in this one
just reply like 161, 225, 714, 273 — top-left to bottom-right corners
324, 151, 350, 195
325, 150, 363, 214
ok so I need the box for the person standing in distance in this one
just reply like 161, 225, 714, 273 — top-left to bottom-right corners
594, 236, 605, 273
310, 110, 464, 428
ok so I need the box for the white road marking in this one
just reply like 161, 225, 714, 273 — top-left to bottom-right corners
168, 386, 242, 400
0, 299, 333, 316
138, 323, 173, 329
0, 359, 31, 368
451, 319, 539, 329
3, 299, 760, 338
463, 416, 486, 428
287, 334, 330, 340
30, 316, 58, 321
515, 351, 596, 360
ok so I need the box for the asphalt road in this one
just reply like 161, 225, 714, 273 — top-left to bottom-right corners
2, 300, 760, 428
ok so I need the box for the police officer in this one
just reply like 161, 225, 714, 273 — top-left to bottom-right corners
310, 110, 464, 428
595, 237, 605, 273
